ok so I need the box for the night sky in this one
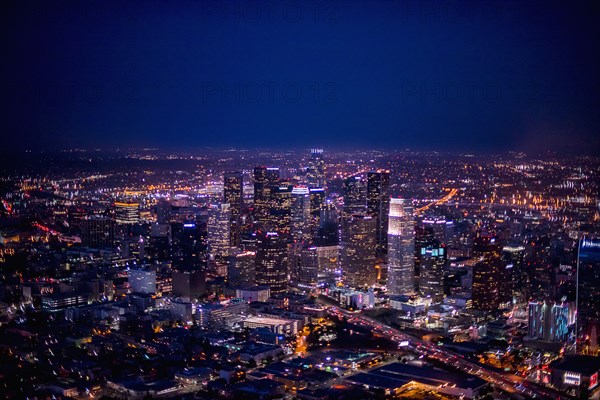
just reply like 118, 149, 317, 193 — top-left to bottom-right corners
2, 0, 599, 154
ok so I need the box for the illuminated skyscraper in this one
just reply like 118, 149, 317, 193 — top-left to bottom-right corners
255, 231, 288, 294
528, 300, 574, 342
387, 199, 415, 295
207, 203, 231, 259
291, 186, 312, 242
289, 242, 319, 288
576, 238, 600, 355
343, 175, 366, 215
419, 239, 446, 302
267, 184, 293, 234
224, 171, 243, 247
367, 170, 390, 255
114, 201, 140, 225
502, 245, 527, 302
341, 214, 377, 288
306, 148, 325, 188
253, 166, 280, 229
471, 233, 502, 313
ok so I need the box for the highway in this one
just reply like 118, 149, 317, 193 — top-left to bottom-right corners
320, 301, 572, 400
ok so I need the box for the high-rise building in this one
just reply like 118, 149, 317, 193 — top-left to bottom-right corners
419, 239, 446, 302
306, 148, 325, 188
82, 215, 115, 248
289, 243, 319, 288
156, 199, 172, 224
172, 270, 206, 301
267, 184, 293, 234
502, 245, 527, 302
340, 214, 377, 288
291, 186, 312, 242
309, 187, 325, 236
387, 199, 415, 295
343, 175, 366, 215
367, 170, 390, 256
224, 172, 243, 247
253, 166, 280, 228
576, 238, 600, 355
129, 268, 157, 294
207, 203, 231, 259
115, 201, 140, 225
171, 220, 206, 269
227, 250, 256, 288
255, 231, 288, 294
471, 233, 502, 313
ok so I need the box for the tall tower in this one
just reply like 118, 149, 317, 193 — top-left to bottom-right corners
207, 203, 231, 259
306, 148, 325, 188
253, 166, 280, 229
419, 239, 446, 302
387, 198, 415, 295
343, 175, 366, 215
291, 186, 312, 243
224, 172, 243, 247
576, 238, 600, 355
367, 170, 390, 256
471, 233, 502, 313
255, 231, 289, 294
340, 214, 377, 288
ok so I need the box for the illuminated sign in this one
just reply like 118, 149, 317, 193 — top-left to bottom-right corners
183, 223, 195, 228
590, 372, 598, 390
564, 372, 581, 386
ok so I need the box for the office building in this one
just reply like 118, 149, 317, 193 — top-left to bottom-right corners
224, 171, 243, 247
207, 203, 231, 259
343, 175, 366, 215
387, 199, 415, 295
82, 215, 115, 248
367, 170, 390, 255
419, 239, 446, 302
340, 214, 377, 288
253, 166, 280, 228
227, 250, 256, 288
471, 233, 502, 313
291, 186, 312, 242
172, 270, 206, 301
306, 148, 325, 188
255, 231, 288, 294
289, 242, 319, 288
114, 201, 140, 225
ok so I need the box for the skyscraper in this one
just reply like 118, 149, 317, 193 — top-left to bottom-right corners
502, 245, 527, 302
207, 203, 231, 259
255, 231, 288, 294
289, 242, 319, 288
306, 148, 325, 188
341, 214, 377, 288
267, 184, 293, 234
387, 198, 415, 295
367, 170, 390, 256
576, 238, 600, 355
253, 166, 280, 229
471, 233, 502, 313
291, 186, 312, 243
343, 175, 366, 215
227, 250, 256, 288
419, 239, 446, 302
224, 171, 243, 247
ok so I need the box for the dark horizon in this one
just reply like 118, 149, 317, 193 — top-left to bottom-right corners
2, 0, 600, 154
